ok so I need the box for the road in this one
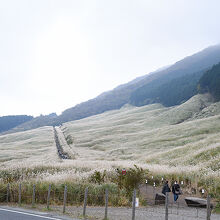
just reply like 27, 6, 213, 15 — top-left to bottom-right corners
0, 206, 75, 220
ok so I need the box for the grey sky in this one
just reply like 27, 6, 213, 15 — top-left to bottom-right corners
0, 0, 220, 116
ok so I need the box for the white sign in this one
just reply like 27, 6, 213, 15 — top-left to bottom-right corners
135, 198, 139, 207
202, 189, 205, 194
181, 181, 184, 185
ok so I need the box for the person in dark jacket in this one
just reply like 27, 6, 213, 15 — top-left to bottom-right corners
172, 181, 181, 202
162, 181, 171, 195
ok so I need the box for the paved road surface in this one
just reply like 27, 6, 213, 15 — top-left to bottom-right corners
0, 206, 75, 220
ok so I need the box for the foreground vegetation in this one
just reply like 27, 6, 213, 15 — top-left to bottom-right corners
0, 166, 219, 208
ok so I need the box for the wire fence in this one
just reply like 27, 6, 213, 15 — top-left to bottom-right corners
0, 183, 217, 220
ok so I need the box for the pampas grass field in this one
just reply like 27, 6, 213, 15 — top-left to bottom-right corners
0, 94, 219, 192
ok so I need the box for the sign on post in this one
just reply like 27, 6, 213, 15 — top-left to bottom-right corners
135, 198, 139, 207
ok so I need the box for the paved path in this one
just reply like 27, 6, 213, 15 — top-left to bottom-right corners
0, 206, 76, 220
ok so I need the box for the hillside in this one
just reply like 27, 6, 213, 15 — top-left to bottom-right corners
0, 115, 33, 133
0, 126, 57, 168
198, 62, 220, 101
1, 93, 219, 184
4, 44, 220, 134
60, 93, 219, 175
59, 45, 220, 122
8, 113, 57, 134
130, 69, 204, 106
130, 45, 220, 106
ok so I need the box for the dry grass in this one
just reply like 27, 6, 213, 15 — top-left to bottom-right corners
0, 126, 59, 169
0, 94, 220, 184
62, 94, 220, 178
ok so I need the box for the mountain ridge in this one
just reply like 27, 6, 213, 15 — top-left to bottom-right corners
3, 44, 220, 134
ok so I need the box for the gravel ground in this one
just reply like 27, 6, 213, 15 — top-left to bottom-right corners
2, 203, 220, 220
50, 204, 220, 220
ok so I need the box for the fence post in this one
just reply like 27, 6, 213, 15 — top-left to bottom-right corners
63, 185, 67, 213
47, 184, 51, 210
83, 187, 88, 218
18, 183, 21, 206
132, 189, 136, 220
165, 192, 169, 220
32, 184, 36, 207
207, 194, 211, 220
6, 183, 10, 203
104, 189, 108, 220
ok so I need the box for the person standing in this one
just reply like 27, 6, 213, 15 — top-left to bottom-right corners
172, 181, 181, 202
162, 180, 171, 195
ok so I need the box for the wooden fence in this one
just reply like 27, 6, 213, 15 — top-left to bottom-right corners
0, 184, 214, 220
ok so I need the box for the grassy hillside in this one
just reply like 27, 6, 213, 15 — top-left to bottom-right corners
0, 94, 219, 185
0, 126, 57, 169
61, 93, 220, 175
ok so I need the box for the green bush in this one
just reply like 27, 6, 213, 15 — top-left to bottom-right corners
112, 165, 148, 197
89, 170, 106, 185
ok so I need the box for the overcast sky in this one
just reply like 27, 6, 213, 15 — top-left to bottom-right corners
0, 0, 220, 117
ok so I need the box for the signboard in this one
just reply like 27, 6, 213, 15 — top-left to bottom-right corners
135, 198, 139, 207
122, 169, 126, 175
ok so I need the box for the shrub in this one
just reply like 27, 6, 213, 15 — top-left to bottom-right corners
89, 170, 106, 185
0, 181, 129, 206
112, 165, 148, 197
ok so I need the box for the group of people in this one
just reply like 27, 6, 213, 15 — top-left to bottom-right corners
162, 180, 182, 201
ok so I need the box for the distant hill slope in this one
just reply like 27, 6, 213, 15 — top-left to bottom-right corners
0, 115, 33, 133
130, 69, 205, 106
6, 44, 220, 133
59, 45, 220, 122
198, 62, 220, 101
8, 113, 57, 134
130, 45, 220, 106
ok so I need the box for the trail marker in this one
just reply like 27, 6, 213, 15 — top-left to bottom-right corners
122, 169, 126, 175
